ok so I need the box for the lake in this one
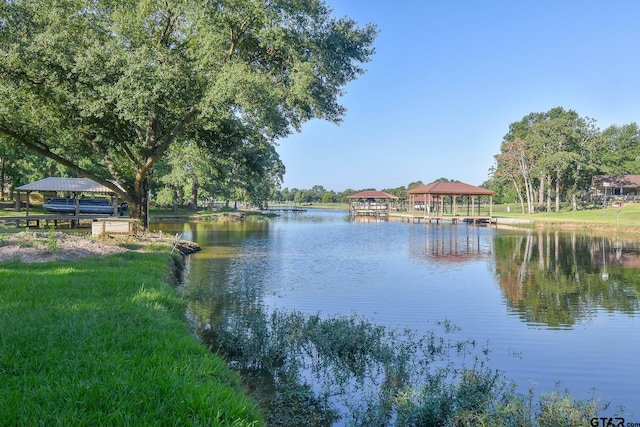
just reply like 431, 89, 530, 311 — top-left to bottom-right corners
157, 209, 639, 418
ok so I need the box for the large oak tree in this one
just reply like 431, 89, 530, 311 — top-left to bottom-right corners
0, 0, 376, 227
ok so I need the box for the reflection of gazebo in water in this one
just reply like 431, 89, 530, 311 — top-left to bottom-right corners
407, 181, 494, 224
347, 190, 399, 218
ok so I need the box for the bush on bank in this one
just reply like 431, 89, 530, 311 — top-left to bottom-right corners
202, 310, 614, 426
0, 251, 263, 426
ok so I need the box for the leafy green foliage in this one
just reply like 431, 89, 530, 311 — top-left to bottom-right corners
491, 107, 604, 212
0, 0, 377, 225
600, 123, 640, 175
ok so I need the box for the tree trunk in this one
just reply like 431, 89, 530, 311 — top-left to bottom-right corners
131, 174, 150, 231
141, 179, 149, 230
172, 188, 178, 213
189, 180, 198, 208
555, 176, 561, 213
512, 179, 525, 214
524, 175, 535, 214
538, 174, 544, 211
546, 175, 552, 213
571, 163, 582, 211
0, 157, 4, 200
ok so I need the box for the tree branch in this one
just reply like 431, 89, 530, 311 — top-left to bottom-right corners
0, 127, 132, 201
141, 106, 199, 177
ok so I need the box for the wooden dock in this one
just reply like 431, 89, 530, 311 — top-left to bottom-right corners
352, 209, 388, 218
264, 207, 307, 213
395, 214, 496, 225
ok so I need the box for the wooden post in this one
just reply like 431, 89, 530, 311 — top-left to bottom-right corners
25, 191, 31, 216
74, 193, 80, 216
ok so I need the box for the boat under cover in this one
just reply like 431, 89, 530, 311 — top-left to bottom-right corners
43, 197, 115, 214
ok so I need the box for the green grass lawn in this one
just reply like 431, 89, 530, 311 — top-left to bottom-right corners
492, 202, 640, 230
0, 201, 46, 217
0, 251, 263, 426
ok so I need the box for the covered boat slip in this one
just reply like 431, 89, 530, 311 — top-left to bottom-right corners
347, 183, 495, 224
405, 181, 495, 224
347, 190, 399, 218
8, 177, 136, 234
15, 177, 120, 217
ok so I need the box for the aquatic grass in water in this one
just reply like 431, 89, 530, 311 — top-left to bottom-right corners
200, 308, 611, 426
0, 252, 262, 426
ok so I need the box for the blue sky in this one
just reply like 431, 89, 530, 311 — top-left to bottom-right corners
275, 0, 640, 192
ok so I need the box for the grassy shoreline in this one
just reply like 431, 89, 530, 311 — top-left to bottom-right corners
0, 205, 629, 423
274, 202, 640, 235
489, 203, 640, 238
0, 251, 263, 426
3, 200, 638, 235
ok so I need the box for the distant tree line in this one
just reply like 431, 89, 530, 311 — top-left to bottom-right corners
271, 178, 455, 205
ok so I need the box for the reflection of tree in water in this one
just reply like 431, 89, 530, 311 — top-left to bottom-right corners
178, 221, 272, 331
178, 223, 608, 424
493, 231, 640, 328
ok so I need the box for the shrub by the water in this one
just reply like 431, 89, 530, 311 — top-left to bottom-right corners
201, 309, 613, 426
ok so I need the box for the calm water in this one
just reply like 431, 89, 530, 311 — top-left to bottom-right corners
158, 210, 640, 415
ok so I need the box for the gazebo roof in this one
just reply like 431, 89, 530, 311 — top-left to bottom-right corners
410, 194, 438, 202
408, 181, 494, 196
16, 177, 114, 193
347, 190, 398, 199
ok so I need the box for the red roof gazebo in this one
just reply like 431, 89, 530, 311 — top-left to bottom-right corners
407, 181, 494, 223
347, 190, 399, 218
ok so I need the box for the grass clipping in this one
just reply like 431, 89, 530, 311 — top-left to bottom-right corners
0, 231, 128, 263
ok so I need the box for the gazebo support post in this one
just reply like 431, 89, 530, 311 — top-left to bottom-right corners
472, 196, 476, 217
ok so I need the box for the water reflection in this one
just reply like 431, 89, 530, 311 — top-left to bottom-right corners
158, 216, 640, 416
493, 230, 640, 328
157, 220, 271, 332
409, 224, 494, 263
161, 219, 640, 332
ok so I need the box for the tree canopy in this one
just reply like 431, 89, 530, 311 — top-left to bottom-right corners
0, 0, 377, 227
491, 107, 609, 213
